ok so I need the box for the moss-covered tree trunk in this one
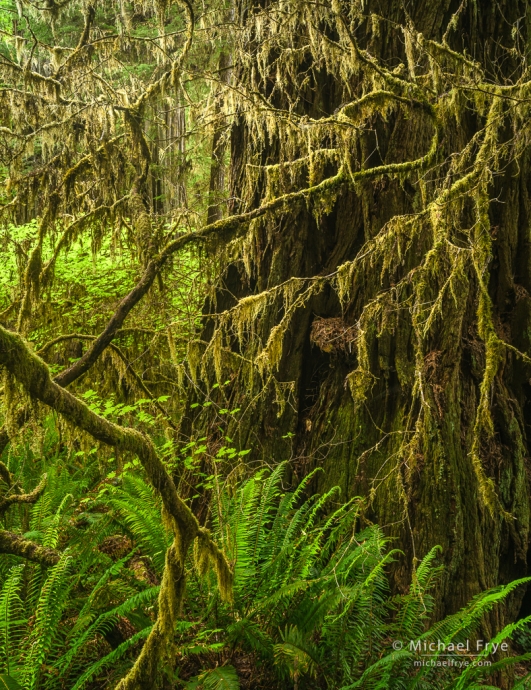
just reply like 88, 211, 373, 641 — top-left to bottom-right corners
186, 0, 531, 649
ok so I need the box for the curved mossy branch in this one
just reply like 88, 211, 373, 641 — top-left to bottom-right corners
311, 89, 435, 128
53, 167, 347, 387
0, 325, 198, 538
37, 329, 157, 355
0, 324, 232, 689
57, 120, 439, 388
0, 460, 13, 486
61, 134, 124, 197
0, 529, 60, 566
54, 3, 95, 81
2, 122, 438, 458
0, 474, 47, 515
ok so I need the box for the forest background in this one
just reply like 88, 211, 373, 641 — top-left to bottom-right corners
2, 0, 531, 688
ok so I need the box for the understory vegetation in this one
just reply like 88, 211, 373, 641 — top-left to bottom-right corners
2, 434, 531, 689
2, 0, 531, 688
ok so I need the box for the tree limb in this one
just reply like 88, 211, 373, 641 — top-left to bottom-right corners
0, 324, 198, 541
0, 529, 60, 566
0, 474, 47, 515
0, 324, 232, 690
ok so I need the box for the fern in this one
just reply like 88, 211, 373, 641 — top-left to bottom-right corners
69, 627, 153, 690
0, 566, 25, 677
0, 675, 25, 690
106, 474, 171, 574
54, 584, 159, 680
2, 442, 530, 690
187, 665, 240, 689
20, 553, 73, 690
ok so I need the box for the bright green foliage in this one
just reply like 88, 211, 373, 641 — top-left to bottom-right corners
187, 666, 240, 690
1, 429, 531, 688
107, 474, 172, 575
0, 675, 24, 690
180, 464, 531, 689
98, 459, 531, 688
0, 440, 159, 689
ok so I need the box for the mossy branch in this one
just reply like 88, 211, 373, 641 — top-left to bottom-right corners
0, 461, 13, 486
0, 474, 47, 515
0, 529, 60, 566
0, 324, 198, 538
0, 324, 232, 689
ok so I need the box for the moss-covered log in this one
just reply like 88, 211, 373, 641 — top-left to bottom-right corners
0, 529, 60, 566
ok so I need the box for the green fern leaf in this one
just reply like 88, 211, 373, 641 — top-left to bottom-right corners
69, 627, 152, 690
195, 666, 240, 689
0, 675, 25, 690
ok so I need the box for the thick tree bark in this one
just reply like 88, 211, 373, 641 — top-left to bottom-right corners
191, 0, 531, 659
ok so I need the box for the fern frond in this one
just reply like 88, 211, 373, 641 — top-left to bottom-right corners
55, 585, 159, 678
69, 626, 152, 690
195, 665, 240, 689
0, 565, 25, 676
20, 552, 73, 690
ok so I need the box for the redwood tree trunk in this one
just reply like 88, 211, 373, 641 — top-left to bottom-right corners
189, 0, 531, 655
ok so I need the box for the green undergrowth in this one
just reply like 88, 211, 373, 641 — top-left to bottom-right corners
0, 221, 203, 352
1, 430, 531, 690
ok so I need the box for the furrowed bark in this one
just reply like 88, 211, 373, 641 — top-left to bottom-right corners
191, 10, 531, 689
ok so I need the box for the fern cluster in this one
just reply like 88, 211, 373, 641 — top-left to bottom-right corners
1, 440, 531, 689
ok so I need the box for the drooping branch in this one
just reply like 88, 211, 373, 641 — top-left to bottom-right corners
38, 334, 176, 428
0, 460, 13, 486
0, 108, 438, 464
55, 126, 438, 388
0, 324, 198, 538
